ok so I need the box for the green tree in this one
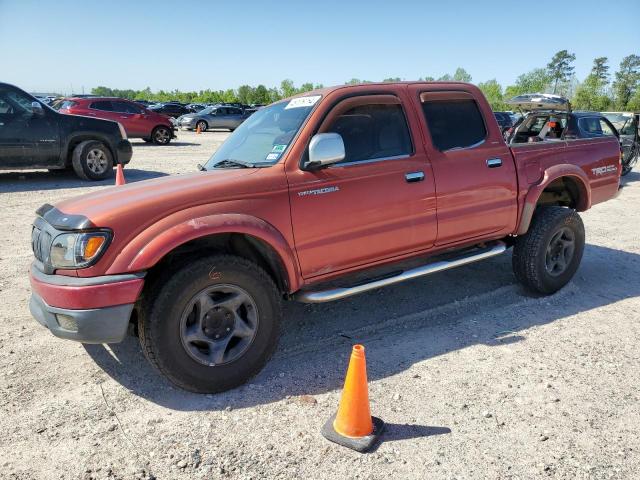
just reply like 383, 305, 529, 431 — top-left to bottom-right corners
613, 54, 640, 109
280, 79, 297, 98
504, 68, 552, 99
477, 79, 505, 110
421, 76, 435, 82
572, 76, 612, 111
572, 57, 613, 111
253, 85, 270, 104
453, 67, 472, 83
591, 57, 609, 83
437, 73, 453, 81
298, 82, 314, 93
382, 77, 402, 82
547, 50, 576, 94
236, 85, 254, 104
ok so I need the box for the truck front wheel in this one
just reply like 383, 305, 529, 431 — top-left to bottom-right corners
138, 255, 282, 393
512, 206, 585, 294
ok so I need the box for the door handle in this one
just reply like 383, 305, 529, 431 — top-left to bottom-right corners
486, 158, 502, 168
405, 171, 425, 183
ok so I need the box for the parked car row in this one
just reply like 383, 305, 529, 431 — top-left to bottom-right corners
54, 97, 176, 144
0, 82, 131, 180
176, 105, 253, 131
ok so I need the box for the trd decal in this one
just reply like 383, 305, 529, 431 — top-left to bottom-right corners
591, 165, 617, 175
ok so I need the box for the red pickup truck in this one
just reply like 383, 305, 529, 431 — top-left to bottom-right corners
29, 82, 621, 393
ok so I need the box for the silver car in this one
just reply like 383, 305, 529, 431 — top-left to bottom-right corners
177, 106, 248, 132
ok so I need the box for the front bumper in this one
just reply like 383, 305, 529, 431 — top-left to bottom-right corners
116, 139, 133, 166
29, 265, 145, 343
30, 293, 133, 343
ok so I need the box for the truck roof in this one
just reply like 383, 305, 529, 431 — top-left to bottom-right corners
287, 81, 477, 100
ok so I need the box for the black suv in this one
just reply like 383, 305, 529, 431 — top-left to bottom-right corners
0, 83, 132, 180
147, 102, 190, 118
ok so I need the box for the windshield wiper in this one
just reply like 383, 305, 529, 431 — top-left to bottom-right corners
213, 159, 256, 169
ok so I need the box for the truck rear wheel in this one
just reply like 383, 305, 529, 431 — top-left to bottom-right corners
512, 206, 585, 294
71, 140, 114, 181
138, 254, 282, 393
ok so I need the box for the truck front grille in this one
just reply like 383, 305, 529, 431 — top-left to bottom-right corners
31, 227, 51, 263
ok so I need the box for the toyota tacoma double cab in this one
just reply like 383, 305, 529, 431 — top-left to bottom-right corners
0, 82, 132, 180
28, 82, 622, 393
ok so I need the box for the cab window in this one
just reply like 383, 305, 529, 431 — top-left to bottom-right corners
323, 99, 412, 164
421, 97, 486, 151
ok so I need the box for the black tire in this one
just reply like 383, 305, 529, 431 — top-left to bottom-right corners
512, 206, 585, 294
621, 153, 637, 176
138, 254, 282, 393
196, 120, 208, 132
151, 126, 172, 145
71, 140, 114, 181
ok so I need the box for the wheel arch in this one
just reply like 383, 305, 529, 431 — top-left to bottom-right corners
517, 164, 591, 235
108, 214, 301, 293
63, 133, 115, 167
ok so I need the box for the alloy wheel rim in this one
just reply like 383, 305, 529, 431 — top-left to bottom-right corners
155, 128, 170, 143
545, 227, 575, 276
179, 284, 259, 366
86, 149, 108, 174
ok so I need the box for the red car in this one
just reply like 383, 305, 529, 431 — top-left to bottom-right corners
55, 97, 176, 145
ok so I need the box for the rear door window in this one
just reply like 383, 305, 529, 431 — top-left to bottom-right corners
90, 101, 114, 112
112, 101, 141, 114
420, 97, 486, 151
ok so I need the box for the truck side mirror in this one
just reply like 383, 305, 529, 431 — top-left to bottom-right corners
304, 133, 345, 170
31, 101, 45, 117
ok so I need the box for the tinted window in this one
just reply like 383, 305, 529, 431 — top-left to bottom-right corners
421, 99, 486, 151
90, 101, 113, 112
325, 102, 412, 163
0, 99, 11, 114
54, 100, 77, 110
111, 101, 140, 114
228, 108, 242, 115
578, 117, 616, 137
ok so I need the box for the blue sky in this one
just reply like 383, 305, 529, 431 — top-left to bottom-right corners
1, 0, 638, 94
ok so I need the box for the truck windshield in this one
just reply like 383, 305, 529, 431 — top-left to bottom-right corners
204, 95, 320, 169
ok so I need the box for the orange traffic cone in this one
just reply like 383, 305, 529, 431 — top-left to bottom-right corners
321, 345, 384, 452
115, 163, 126, 186
196, 124, 201, 134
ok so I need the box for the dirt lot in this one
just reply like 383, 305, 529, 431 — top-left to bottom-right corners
1, 131, 639, 480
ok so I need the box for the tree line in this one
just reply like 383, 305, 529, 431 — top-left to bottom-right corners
91, 52, 640, 112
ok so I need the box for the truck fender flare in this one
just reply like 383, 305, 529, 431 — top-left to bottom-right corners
516, 164, 591, 235
111, 213, 301, 292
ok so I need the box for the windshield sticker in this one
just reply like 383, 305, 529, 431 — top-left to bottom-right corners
285, 95, 321, 110
271, 144, 287, 153
266, 152, 280, 161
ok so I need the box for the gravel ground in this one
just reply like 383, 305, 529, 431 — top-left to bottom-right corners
1, 131, 639, 480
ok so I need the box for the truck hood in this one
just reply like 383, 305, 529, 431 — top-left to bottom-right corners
506, 93, 570, 112
54, 168, 261, 227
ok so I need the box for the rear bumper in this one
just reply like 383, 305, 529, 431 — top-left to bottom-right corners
28, 266, 144, 343
116, 139, 133, 165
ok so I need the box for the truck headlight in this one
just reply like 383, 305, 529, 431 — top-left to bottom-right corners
50, 231, 111, 269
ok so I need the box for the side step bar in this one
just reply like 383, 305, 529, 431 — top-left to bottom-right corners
295, 241, 507, 303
